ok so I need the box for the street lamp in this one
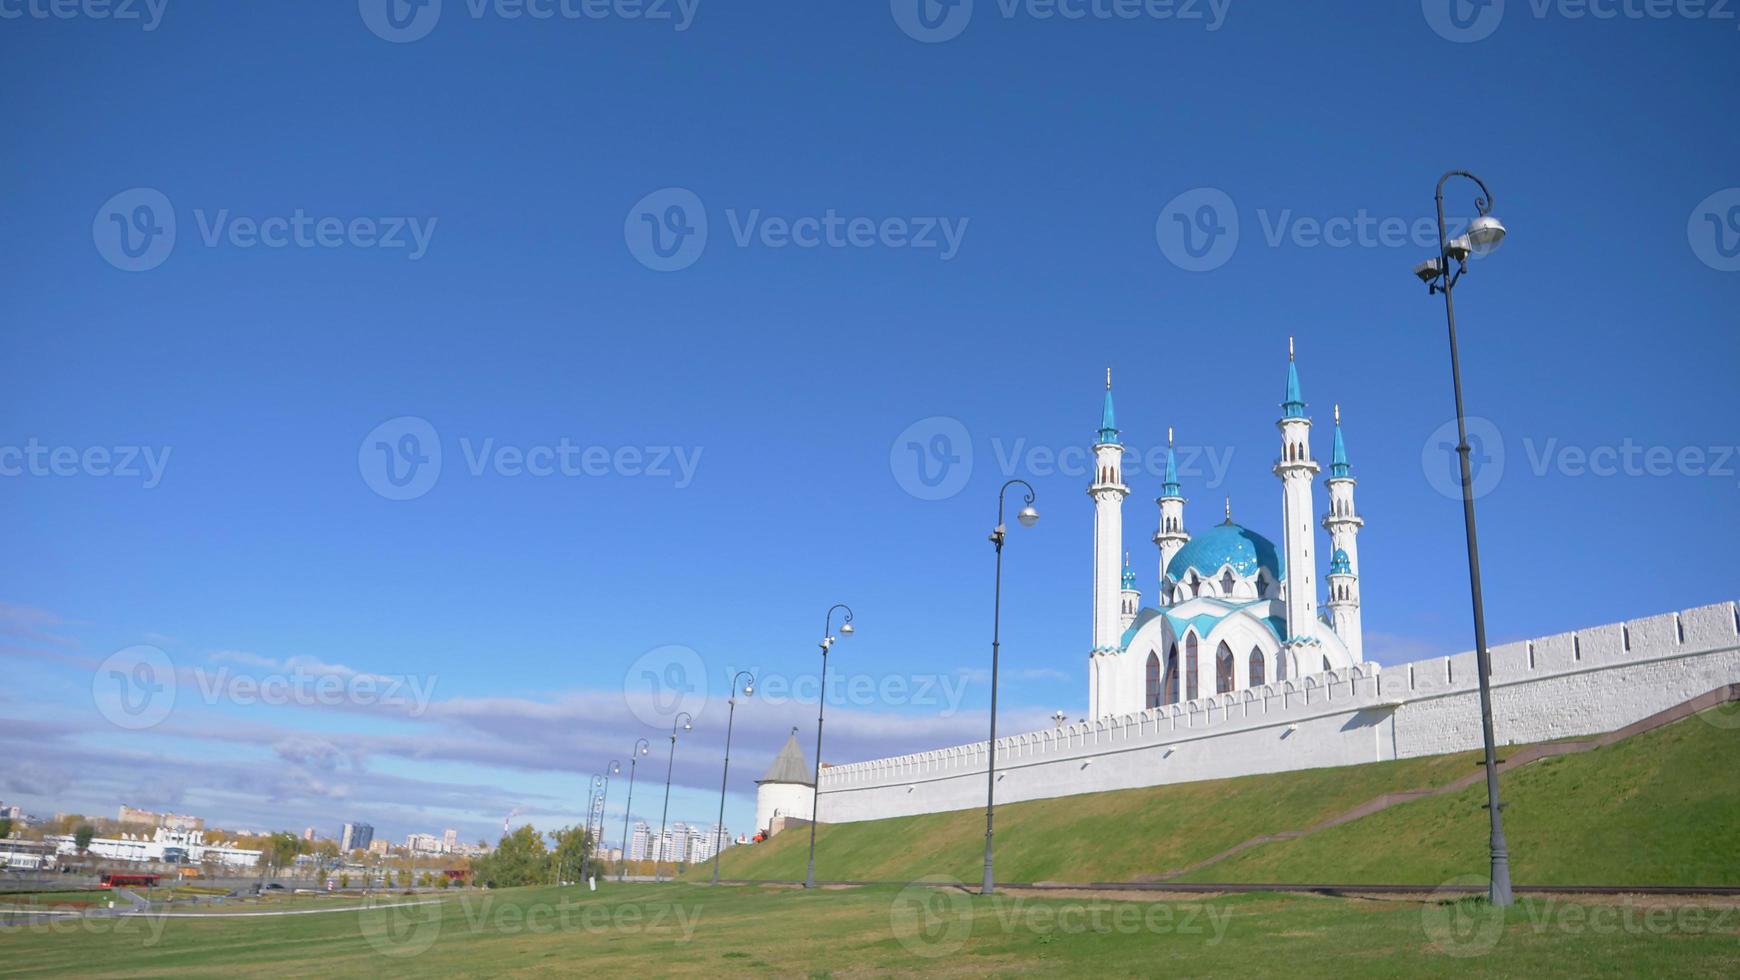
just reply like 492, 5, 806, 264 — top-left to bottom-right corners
619, 738, 650, 882
655, 711, 694, 883
577, 772, 605, 884
582, 762, 619, 884
711, 671, 755, 885
804, 603, 854, 889
1414, 169, 1513, 908
983, 478, 1038, 895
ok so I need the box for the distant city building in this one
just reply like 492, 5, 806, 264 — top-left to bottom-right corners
117, 806, 204, 832
442, 828, 458, 852
687, 825, 729, 864
406, 832, 442, 854
302, 827, 315, 841
628, 821, 651, 862
340, 821, 374, 853
367, 839, 390, 857
48, 828, 259, 868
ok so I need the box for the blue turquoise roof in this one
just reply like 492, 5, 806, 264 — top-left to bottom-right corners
1161, 441, 1181, 497
1118, 599, 1289, 650
1282, 357, 1306, 419
1165, 521, 1284, 582
1098, 382, 1121, 445
1330, 422, 1350, 478
1329, 548, 1353, 575
1121, 560, 1137, 590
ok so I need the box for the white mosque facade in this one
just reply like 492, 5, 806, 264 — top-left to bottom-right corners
1089, 342, 1367, 719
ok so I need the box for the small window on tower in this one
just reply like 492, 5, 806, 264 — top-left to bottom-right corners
1221, 571, 1236, 596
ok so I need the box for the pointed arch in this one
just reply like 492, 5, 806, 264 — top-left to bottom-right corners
1164, 643, 1180, 705
1145, 650, 1162, 709
1185, 633, 1200, 701
1249, 646, 1266, 687
1215, 641, 1235, 694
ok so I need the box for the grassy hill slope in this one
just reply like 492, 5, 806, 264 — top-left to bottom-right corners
704, 710, 1740, 886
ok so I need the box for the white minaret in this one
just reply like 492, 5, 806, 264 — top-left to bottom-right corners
1119, 552, 1140, 630
1273, 339, 1320, 641
1090, 369, 1128, 656
1322, 404, 1365, 661
1152, 427, 1189, 607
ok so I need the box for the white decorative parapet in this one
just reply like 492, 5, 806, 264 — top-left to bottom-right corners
815, 600, 1740, 824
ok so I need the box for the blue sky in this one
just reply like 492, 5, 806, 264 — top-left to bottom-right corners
1, 2, 1736, 849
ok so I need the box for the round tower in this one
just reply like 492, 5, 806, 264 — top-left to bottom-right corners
1090, 369, 1128, 655
1321, 404, 1365, 660
1119, 552, 1140, 630
1272, 338, 1320, 641
1152, 427, 1189, 606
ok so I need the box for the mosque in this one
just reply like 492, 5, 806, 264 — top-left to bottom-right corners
1088, 340, 1365, 718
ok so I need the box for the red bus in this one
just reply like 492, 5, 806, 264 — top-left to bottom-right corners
99, 872, 161, 889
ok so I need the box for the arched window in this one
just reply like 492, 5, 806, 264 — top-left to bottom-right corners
1276, 649, 1288, 682
1165, 645, 1180, 704
1189, 574, 1202, 598
1220, 570, 1236, 596
1216, 642, 1235, 694
1185, 635, 1200, 701
1145, 651, 1162, 709
1250, 647, 1266, 686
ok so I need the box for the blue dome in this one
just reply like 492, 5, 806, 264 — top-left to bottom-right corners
1166, 522, 1284, 582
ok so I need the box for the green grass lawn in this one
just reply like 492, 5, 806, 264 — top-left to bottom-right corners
704, 710, 1740, 887
2, 881, 1735, 977
1183, 708, 1740, 885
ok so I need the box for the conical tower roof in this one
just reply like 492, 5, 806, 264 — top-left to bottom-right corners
757, 728, 813, 786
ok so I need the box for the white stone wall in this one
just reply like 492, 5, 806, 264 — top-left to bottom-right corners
816, 600, 1740, 824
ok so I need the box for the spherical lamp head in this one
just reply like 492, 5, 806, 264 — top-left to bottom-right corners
1017, 505, 1039, 528
1467, 214, 1506, 255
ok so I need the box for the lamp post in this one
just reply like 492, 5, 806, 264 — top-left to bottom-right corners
983, 478, 1039, 895
577, 772, 604, 884
655, 711, 693, 883
1414, 169, 1514, 907
711, 671, 755, 884
584, 762, 618, 884
803, 603, 854, 889
619, 738, 650, 881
